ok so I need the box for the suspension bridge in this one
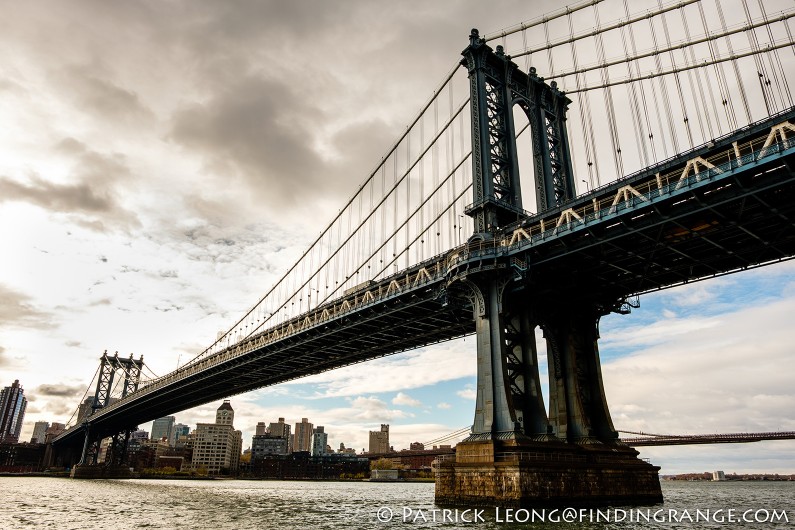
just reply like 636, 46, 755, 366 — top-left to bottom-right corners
52, 0, 795, 506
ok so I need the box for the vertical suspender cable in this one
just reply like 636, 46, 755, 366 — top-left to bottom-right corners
740, 0, 775, 114
755, 0, 791, 108
648, 14, 679, 157
619, 21, 649, 169
623, 0, 658, 163
715, 0, 752, 123
657, 0, 694, 148
697, 1, 737, 131
593, 3, 624, 178
679, 5, 717, 142
567, 12, 599, 189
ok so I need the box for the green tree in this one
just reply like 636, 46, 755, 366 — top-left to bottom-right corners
370, 458, 394, 470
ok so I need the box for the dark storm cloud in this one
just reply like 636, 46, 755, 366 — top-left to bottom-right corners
6, 0, 552, 232
35, 383, 85, 398
329, 119, 398, 175
46, 401, 77, 417
173, 0, 363, 57
53, 64, 155, 125
160, 0, 550, 219
0, 284, 53, 330
170, 75, 328, 207
0, 175, 114, 213
0, 139, 141, 231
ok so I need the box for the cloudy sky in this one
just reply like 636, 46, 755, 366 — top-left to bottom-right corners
1, 0, 794, 474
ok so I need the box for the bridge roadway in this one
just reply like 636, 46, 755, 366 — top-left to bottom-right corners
55, 108, 795, 447
619, 431, 795, 447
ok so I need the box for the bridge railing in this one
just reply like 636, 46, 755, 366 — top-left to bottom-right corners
501, 129, 795, 251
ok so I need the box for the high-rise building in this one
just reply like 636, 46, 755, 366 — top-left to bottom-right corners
31, 421, 49, 444
172, 423, 190, 446
216, 401, 234, 426
173, 423, 190, 437
369, 424, 389, 453
76, 397, 94, 423
191, 401, 243, 475
0, 380, 27, 443
255, 422, 267, 436
77, 396, 121, 423
151, 416, 175, 444
251, 435, 289, 458
268, 417, 290, 438
310, 426, 328, 457
44, 423, 65, 443
338, 443, 356, 455
268, 417, 292, 453
293, 418, 313, 453
131, 429, 149, 440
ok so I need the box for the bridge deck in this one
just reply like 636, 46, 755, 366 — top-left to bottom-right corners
622, 431, 795, 446
56, 109, 795, 446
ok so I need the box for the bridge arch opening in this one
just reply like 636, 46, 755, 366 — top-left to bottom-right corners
513, 104, 538, 214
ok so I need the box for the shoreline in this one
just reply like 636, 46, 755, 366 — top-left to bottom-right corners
1, 472, 789, 483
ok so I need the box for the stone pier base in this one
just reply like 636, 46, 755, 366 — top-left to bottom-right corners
434, 440, 663, 507
70, 464, 137, 479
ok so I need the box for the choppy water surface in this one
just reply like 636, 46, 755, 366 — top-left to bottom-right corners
2, 477, 793, 529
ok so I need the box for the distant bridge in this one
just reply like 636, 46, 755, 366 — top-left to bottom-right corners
619, 430, 795, 446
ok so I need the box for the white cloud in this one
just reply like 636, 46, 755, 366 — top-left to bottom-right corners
662, 279, 729, 307
457, 385, 476, 400
392, 392, 422, 407
437, 402, 451, 409
602, 295, 795, 473
600, 315, 721, 350
294, 341, 475, 398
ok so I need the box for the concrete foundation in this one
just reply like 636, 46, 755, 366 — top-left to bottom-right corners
434, 440, 663, 507
70, 464, 136, 479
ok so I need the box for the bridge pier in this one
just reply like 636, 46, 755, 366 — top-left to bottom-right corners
436, 279, 662, 507
435, 439, 662, 507
541, 304, 619, 444
69, 427, 136, 478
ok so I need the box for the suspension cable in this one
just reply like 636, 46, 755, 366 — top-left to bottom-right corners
562, 40, 795, 93
65, 364, 101, 427
510, 0, 701, 59
484, 0, 604, 41
543, 13, 795, 81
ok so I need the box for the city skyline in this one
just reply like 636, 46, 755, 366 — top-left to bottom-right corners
2, 0, 794, 474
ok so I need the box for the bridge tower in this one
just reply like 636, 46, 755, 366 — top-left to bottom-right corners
71, 351, 143, 478
435, 30, 662, 507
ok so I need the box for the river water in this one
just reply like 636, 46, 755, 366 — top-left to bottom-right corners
1, 477, 793, 529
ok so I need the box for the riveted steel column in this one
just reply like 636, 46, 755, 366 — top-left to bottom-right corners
504, 304, 550, 438
542, 306, 618, 443
468, 277, 515, 438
